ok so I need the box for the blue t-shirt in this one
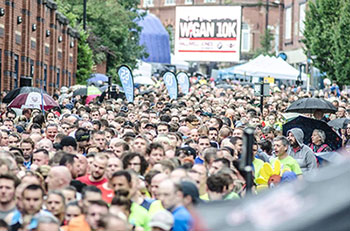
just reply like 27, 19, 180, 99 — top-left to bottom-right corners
171, 205, 192, 231
194, 156, 204, 164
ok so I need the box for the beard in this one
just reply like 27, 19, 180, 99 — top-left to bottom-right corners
91, 172, 103, 180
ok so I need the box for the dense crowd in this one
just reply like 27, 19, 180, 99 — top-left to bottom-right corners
0, 79, 346, 231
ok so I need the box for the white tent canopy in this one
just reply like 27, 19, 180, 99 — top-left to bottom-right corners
229, 55, 307, 81
134, 76, 155, 85
133, 60, 153, 78
171, 54, 190, 71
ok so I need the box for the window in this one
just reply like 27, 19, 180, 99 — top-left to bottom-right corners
45, 45, 50, 55
165, 0, 175, 5
31, 39, 36, 49
185, 0, 193, 4
14, 55, 19, 88
299, 3, 306, 36
68, 72, 71, 87
15, 33, 21, 44
143, 0, 153, 7
204, 0, 216, 3
285, 7, 292, 40
56, 68, 60, 88
43, 64, 47, 91
30, 60, 34, 77
241, 23, 251, 52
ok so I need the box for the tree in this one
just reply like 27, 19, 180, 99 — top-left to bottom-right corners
57, 0, 146, 81
76, 31, 93, 84
254, 28, 275, 57
303, 0, 342, 82
56, 0, 93, 84
334, 1, 350, 85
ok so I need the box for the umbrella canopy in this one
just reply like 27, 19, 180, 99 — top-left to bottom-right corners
87, 73, 108, 83
99, 84, 124, 93
216, 84, 234, 89
282, 112, 302, 122
282, 116, 342, 150
71, 85, 86, 91
195, 159, 350, 231
315, 151, 346, 165
285, 98, 337, 113
327, 118, 350, 129
134, 76, 155, 85
8, 92, 58, 111
3, 87, 47, 104
73, 86, 101, 97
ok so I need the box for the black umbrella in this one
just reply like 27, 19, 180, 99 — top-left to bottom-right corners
285, 98, 337, 113
3, 87, 46, 104
282, 116, 342, 150
327, 118, 350, 129
72, 86, 101, 97
195, 159, 350, 231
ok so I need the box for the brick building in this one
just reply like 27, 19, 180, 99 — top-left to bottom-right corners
280, 0, 308, 65
140, 0, 282, 61
0, 0, 79, 95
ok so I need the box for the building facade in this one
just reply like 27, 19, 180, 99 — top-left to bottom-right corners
280, 0, 308, 65
140, 0, 282, 62
0, 0, 79, 95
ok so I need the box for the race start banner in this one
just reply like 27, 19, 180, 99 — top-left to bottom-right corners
117, 65, 134, 102
176, 72, 190, 95
175, 6, 241, 62
163, 71, 178, 100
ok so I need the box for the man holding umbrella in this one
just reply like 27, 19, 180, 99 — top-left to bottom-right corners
287, 128, 317, 174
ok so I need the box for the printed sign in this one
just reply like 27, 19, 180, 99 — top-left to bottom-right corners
176, 72, 190, 95
117, 65, 134, 102
175, 6, 241, 62
163, 72, 178, 100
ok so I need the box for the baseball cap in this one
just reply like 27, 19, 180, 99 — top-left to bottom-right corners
180, 181, 201, 205
149, 210, 174, 230
60, 136, 77, 149
124, 121, 134, 128
144, 123, 156, 129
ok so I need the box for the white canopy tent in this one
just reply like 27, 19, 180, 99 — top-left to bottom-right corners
133, 60, 153, 78
171, 54, 190, 71
227, 55, 307, 81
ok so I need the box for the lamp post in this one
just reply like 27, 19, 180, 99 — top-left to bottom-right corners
83, 0, 87, 31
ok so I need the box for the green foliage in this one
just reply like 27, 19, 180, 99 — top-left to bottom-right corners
166, 26, 174, 53
56, 0, 93, 85
76, 31, 93, 84
254, 28, 275, 57
334, 1, 350, 85
303, 0, 342, 82
56, 0, 146, 83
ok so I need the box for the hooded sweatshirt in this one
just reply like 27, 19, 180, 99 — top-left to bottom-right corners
287, 128, 317, 173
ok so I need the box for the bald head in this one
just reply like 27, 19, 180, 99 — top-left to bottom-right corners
30, 133, 42, 144
170, 168, 188, 182
36, 138, 53, 151
76, 154, 88, 177
45, 166, 72, 191
178, 126, 191, 137
150, 173, 168, 199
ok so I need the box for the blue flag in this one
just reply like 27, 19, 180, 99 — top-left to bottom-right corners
163, 72, 178, 100
176, 72, 190, 95
118, 65, 134, 102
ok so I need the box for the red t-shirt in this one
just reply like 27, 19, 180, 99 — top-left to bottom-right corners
97, 183, 114, 204
76, 175, 107, 187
